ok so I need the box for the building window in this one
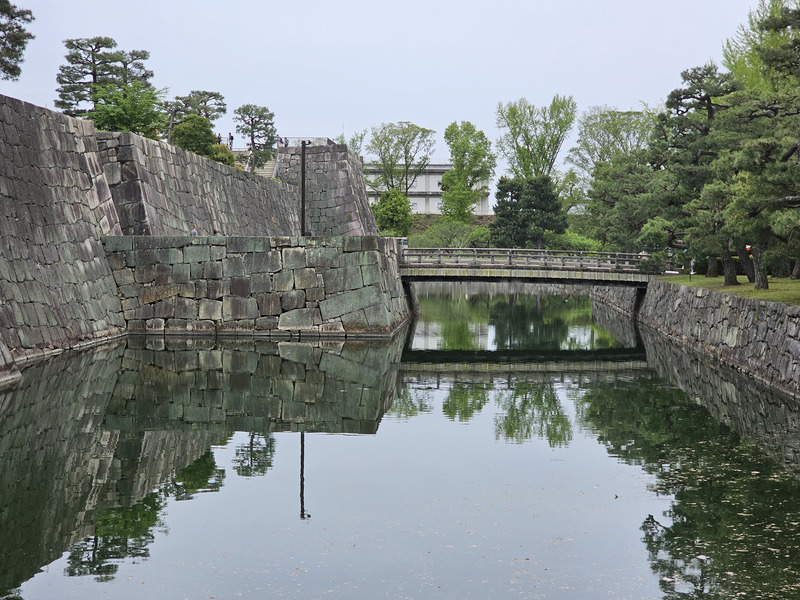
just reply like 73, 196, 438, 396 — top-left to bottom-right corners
411, 202, 418, 211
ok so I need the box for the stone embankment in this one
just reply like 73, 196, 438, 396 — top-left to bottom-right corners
0, 93, 400, 387
103, 235, 409, 336
593, 279, 800, 397
0, 95, 126, 383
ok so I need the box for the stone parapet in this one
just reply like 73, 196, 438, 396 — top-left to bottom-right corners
102, 236, 410, 338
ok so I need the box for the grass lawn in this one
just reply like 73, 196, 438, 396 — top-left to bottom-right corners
659, 274, 800, 306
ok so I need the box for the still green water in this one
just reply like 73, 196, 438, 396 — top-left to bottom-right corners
3, 283, 800, 599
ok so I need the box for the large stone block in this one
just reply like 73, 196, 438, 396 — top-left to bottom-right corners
294, 268, 319, 290
319, 286, 378, 321
257, 293, 282, 316
282, 246, 306, 269
199, 298, 223, 320
281, 290, 306, 310
223, 296, 259, 321
278, 308, 319, 330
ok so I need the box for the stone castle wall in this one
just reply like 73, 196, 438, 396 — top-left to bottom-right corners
592, 279, 800, 397
0, 94, 389, 381
277, 143, 378, 237
96, 132, 301, 237
102, 235, 410, 337
0, 95, 126, 373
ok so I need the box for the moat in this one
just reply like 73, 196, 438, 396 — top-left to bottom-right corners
2, 282, 800, 599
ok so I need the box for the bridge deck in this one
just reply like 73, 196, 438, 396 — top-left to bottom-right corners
400, 248, 653, 286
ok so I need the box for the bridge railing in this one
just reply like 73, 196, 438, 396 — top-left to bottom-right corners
400, 247, 651, 273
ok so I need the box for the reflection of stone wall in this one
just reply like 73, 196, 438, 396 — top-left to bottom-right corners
107, 335, 406, 434
277, 144, 378, 237
103, 236, 410, 336
0, 333, 405, 594
0, 344, 124, 594
640, 325, 800, 475
97, 132, 301, 237
589, 297, 640, 348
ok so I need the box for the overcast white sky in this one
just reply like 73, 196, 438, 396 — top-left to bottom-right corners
3, 0, 758, 164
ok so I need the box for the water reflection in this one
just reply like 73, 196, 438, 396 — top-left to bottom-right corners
3, 284, 800, 599
411, 281, 624, 351
0, 334, 405, 596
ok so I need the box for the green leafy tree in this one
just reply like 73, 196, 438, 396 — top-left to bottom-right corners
490, 175, 567, 248
233, 103, 277, 172
366, 121, 436, 195
208, 142, 236, 166
55, 37, 153, 118
372, 188, 413, 236
90, 80, 166, 138
585, 149, 668, 251
163, 90, 226, 140
0, 0, 34, 81
566, 106, 655, 181
723, 0, 794, 93
496, 95, 577, 179
408, 219, 490, 248
334, 129, 367, 155
440, 121, 496, 222
55, 36, 119, 116
169, 113, 216, 155
177, 89, 226, 123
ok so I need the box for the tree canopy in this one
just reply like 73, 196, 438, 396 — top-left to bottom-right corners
490, 175, 567, 249
372, 189, 413, 236
0, 0, 34, 81
496, 95, 577, 179
233, 104, 277, 172
365, 121, 436, 196
55, 37, 154, 118
91, 80, 166, 138
440, 121, 496, 223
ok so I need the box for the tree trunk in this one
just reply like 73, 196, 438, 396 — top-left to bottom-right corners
720, 248, 740, 286
752, 245, 769, 290
706, 255, 719, 277
792, 257, 800, 280
737, 243, 755, 282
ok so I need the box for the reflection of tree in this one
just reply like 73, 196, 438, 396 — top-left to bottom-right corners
64, 450, 226, 582
416, 294, 487, 350
388, 386, 433, 419
233, 433, 276, 477
65, 492, 165, 582
494, 382, 571, 446
169, 450, 225, 500
442, 382, 490, 421
490, 295, 582, 351
579, 376, 800, 598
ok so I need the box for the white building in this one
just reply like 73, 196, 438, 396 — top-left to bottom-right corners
365, 162, 493, 216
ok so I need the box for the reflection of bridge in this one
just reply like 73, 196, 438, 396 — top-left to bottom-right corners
401, 347, 649, 376
400, 248, 652, 287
